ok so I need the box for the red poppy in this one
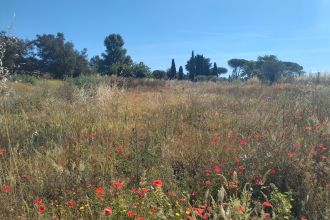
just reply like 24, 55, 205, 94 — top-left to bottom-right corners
319, 145, 327, 151
271, 167, 277, 175
239, 139, 247, 146
115, 146, 124, 153
37, 205, 46, 214
254, 176, 262, 186
234, 206, 245, 213
287, 151, 295, 158
112, 181, 125, 191
103, 208, 113, 216
214, 167, 221, 173
263, 201, 272, 207
33, 198, 43, 205
0, 148, 6, 156
137, 217, 144, 220
127, 211, 137, 217
2, 185, 11, 193
300, 216, 308, 220
139, 188, 150, 197
89, 134, 95, 139
95, 187, 105, 200
67, 200, 76, 207
152, 179, 163, 188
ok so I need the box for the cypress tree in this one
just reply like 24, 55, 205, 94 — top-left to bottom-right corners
178, 66, 184, 80
169, 58, 177, 79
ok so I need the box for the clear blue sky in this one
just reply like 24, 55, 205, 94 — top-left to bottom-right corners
1, 0, 329, 73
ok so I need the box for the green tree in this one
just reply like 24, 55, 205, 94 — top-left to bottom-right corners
255, 55, 283, 84
227, 59, 248, 79
101, 34, 132, 75
212, 62, 218, 76
152, 70, 167, 79
130, 62, 151, 78
185, 51, 196, 81
168, 58, 176, 79
217, 67, 228, 76
35, 33, 89, 78
178, 66, 184, 80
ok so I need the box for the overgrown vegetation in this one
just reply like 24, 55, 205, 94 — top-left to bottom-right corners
0, 77, 329, 219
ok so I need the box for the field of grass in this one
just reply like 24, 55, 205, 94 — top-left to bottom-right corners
0, 78, 329, 219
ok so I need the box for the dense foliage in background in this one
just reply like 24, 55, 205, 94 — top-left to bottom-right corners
1, 31, 305, 83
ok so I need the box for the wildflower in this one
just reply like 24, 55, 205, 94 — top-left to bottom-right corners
137, 217, 144, 220
139, 188, 150, 197
95, 187, 105, 200
103, 208, 113, 216
81, 134, 87, 139
112, 181, 125, 191
287, 151, 295, 158
131, 188, 138, 193
211, 133, 221, 144
237, 165, 245, 173
33, 198, 43, 205
304, 127, 312, 131
115, 146, 124, 153
37, 205, 46, 214
152, 179, 163, 188
239, 139, 247, 146
319, 145, 327, 151
0, 148, 6, 156
67, 200, 76, 207
205, 180, 211, 187
234, 206, 245, 213
191, 191, 198, 196
127, 211, 136, 217
254, 176, 262, 186
235, 157, 240, 163
271, 167, 277, 175
320, 155, 328, 159
89, 133, 95, 139
227, 181, 236, 189
2, 185, 11, 193
263, 201, 272, 207
300, 216, 308, 220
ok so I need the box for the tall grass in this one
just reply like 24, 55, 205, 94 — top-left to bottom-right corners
0, 78, 329, 219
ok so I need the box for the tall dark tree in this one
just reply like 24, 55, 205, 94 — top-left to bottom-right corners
35, 32, 89, 78
227, 59, 248, 79
168, 58, 176, 79
194, 54, 211, 76
212, 62, 218, 76
178, 66, 184, 80
100, 34, 132, 75
186, 51, 196, 81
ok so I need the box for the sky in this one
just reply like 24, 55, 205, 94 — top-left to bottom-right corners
0, 0, 329, 73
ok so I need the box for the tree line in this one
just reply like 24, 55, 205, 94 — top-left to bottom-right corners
0, 31, 304, 84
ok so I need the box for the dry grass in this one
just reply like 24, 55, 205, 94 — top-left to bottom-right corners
0, 78, 329, 219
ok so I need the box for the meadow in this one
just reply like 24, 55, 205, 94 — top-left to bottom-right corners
0, 76, 329, 219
